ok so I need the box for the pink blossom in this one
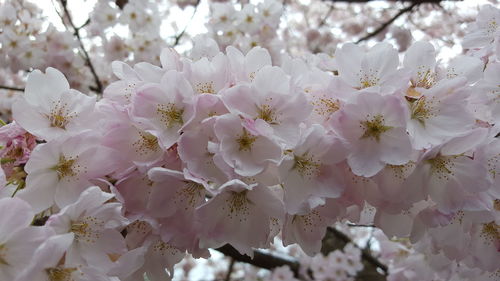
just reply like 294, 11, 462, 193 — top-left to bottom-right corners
332, 91, 413, 177
12, 68, 96, 141
0, 197, 54, 280
197, 179, 284, 256
214, 113, 282, 177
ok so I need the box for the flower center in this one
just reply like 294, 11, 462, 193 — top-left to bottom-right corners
236, 128, 257, 152
494, 199, 500, 211
480, 221, 500, 245
46, 266, 77, 281
360, 115, 392, 142
133, 131, 160, 156
70, 216, 104, 243
410, 96, 436, 126
291, 152, 321, 179
0, 244, 8, 265
413, 68, 436, 89
156, 103, 184, 128
195, 81, 215, 94
224, 191, 250, 220
256, 104, 278, 124
357, 70, 380, 89
45, 100, 75, 129
52, 155, 78, 180
174, 181, 205, 209
311, 96, 340, 117
427, 155, 456, 181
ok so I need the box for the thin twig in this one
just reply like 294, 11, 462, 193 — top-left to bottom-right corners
224, 258, 236, 281
173, 0, 200, 46
51, 0, 68, 29
59, 0, 103, 94
76, 18, 90, 31
319, 3, 334, 27
355, 1, 421, 43
0, 85, 24, 92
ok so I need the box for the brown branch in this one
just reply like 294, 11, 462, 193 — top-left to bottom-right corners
215, 226, 389, 281
319, 4, 335, 27
214, 244, 301, 278
59, 0, 103, 94
355, 1, 422, 43
116, 0, 128, 9
224, 258, 236, 281
322, 227, 388, 281
0, 85, 24, 92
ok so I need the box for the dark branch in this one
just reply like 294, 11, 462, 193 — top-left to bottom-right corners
0, 85, 24, 92
76, 18, 91, 31
224, 258, 236, 281
215, 226, 389, 281
355, 1, 422, 43
319, 4, 335, 27
173, 0, 201, 47
116, 0, 128, 9
322, 227, 388, 274
214, 244, 301, 278
59, 0, 103, 94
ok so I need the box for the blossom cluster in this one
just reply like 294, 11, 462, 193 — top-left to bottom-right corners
0, 2, 499, 281
207, 0, 283, 57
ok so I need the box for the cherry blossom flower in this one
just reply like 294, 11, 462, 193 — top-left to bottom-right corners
131, 70, 195, 149
406, 77, 475, 149
0, 197, 54, 281
462, 5, 500, 50
222, 65, 311, 146
197, 179, 284, 256
214, 113, 282, 177
405, 130, 493, 213
334, 42, 409, 93
12, 68, 96, 141
46, 186, 128, 270
17, 132, 118, 212
332, 91, 413, 177
278, 125, 346, 214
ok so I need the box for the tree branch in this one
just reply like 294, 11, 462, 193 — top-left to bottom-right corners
76, 18, 90, 31
355, 1, 422, 43
173, 0, 201, 47
318, 3, 335, 27
215, 226, 389, 280
115, 0, 128, 9
322, 227, 388, 281
59, 0, 103, 94
0, 85, 24, 92
224, 258, 236, 281
214, 244, 302, 278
